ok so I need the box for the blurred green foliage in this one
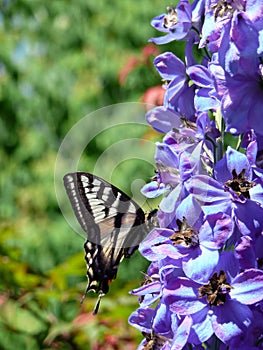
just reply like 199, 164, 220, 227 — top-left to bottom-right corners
0, 0, 182, 349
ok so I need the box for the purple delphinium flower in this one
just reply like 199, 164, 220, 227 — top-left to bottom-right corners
142, 113, 218, 203
149, 0, 193, 45
140, 210, 232, 284
210, 57, 263, 136
130, 253, 263, 347
129, 2, 263, 349
153, 51, 196, 119
153, 49, 222, 121
129, 263, 194, 349
163, 266, 263, 347
200, 0, 263, 74
130, 262, 162, 308
242, 130, 263, 183
186, 146, 263, 237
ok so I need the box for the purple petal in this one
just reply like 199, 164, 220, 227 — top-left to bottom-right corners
128, 307, 155, 332
171, 315, 192, 349
246, 0, 263, 20
186, 175, 230, 205
217, 251, 240, 281
232, 13, 259, 57
187, 65, 212, 88
231, 269, 263, 305
150, 14, 169, 32
199, 213, 233, 249
214, 147, 252, 183
164, 277, 206, 315
211, 300, 253, 345
149, 32, 179, 45
164, 77, 188, 106
176, 194, 204, 229
155, 142, 179, 168
250, 183, 263, 206
154, 52, 185, 80
195, 87, 220, 112
234, 200, 263, 236
139, 228, 183, 261
189, 307, 214, 344
182, 246, 219, 283
168, 84, 196, 120
234, 236, 257, 269
146, 107, 182, 133
130, 281, 161, 296
159, 186, 182, 213
153, 302, 172, 335
141, 181, 167, 198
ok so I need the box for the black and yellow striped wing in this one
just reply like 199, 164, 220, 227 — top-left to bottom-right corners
63, 172, 154, 305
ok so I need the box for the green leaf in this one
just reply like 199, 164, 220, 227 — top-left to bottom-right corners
0, 300, 46, 335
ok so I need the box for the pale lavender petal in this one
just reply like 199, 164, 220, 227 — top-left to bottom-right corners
231, 269, 263, 304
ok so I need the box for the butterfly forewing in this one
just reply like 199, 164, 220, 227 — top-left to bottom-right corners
63, 172, 151, 297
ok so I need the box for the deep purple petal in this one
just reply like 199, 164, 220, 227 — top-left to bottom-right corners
234, 200, 263, 237
187, 65, 213, 88
154, 52, 185, 80
172, 84, 196, 120
211, 299, 253, 345
232, 13, 259, 57
189, 307, 214, 344
220, 64, 263, 135
164, 78, 188, 106
217, 251, 240, 281
214, 146, 251, 183
153, 302, 172, 335
128, 307, 155, 332
234, 236, 257, 269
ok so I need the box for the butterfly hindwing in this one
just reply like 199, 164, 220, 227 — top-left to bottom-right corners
63, 172, 149, 298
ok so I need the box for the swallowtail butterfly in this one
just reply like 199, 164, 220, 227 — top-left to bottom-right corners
63, 172, 157, 314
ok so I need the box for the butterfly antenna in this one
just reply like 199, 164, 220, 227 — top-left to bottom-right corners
92, 292, 105, 315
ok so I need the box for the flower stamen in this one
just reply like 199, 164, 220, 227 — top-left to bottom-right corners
163, 7, 178, 29
224, 168, 256, 199
198, 270, 233, 306
169, 217, 199, 247
211, 0, 235, 21
142, 332, 170, 349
